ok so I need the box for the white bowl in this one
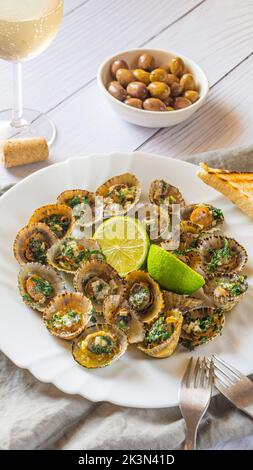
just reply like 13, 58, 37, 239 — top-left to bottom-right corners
97, 48, 209, 128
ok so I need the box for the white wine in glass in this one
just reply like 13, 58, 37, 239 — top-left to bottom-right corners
0, 0, 64, 145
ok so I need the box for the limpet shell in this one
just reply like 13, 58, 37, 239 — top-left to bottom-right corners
72, 322, 128, 368
47, 237, 104, 274
129, 202, 171, 242
203, 273, 248, 312
198, 235, 248, 275
125, 271, 164, 323
163, 290, 204, 312
96, 172, 141, 216
13, 223, 58, 265
43, 292, 91, 340
181, 203, 224, 232
57, 189, 103, 227
29, 203, 74, 239
180, 307, 225, 349
149, 179, 185, 211
138, 308, 183, 358
103, 295, 145, 343
74, 260, 125, 312
18, 262, 66, 312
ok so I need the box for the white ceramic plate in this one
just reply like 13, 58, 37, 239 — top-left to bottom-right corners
0, 152, 252, 409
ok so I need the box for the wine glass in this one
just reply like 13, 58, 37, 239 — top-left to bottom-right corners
0, 0, 64, 146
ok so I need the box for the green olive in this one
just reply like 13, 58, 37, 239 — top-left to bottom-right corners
147, 81, 170, 100
137, 53, 155, 72
180, 73, 195, 91
166, 74, 180, 86
150, 68, 168, 83
173, 97, 192, 109
166, 106, 174, 111
132, 69, 151, 85
184, 90, 199, 103
111, 60, 129, 78
107, 81, 127, 101
170, 82, 184, 97
169, 57, 185, 77
116, 68, 135, 87
125, 98, 143, 109
143, 98, 167, 112
126, 81, 148, 99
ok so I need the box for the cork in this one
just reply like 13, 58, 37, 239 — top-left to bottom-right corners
1, 138, 49, 168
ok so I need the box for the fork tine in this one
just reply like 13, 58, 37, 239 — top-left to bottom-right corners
193, 357, 200, 387
214, 364, 236, 384
181, 356, 193, 388
199, 357, 206, 388
206, 358, 229, 388
212, 355, 242, 379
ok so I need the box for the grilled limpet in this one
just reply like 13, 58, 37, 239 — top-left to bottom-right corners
149, 179, 185, 210
47, 237, 104, 274
181, 203, 224, 232
180, 307, 225, 349
18, 262, 66, 313
72, 323, 128, 369
43, 292, 91, 340
138, 308, 183, 358
29, 203, 74, 239
125, 271, 164, 323
103, 295, 145, 344
74, 260, 125, 312
13, 223, 58, 265
96, 172, 141, 217
203, 273, 248, 311
198, 236, 248, 275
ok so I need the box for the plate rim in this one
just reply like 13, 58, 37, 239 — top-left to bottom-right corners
0, 151, 249, 409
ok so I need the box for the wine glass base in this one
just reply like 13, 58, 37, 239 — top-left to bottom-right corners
0, 108, 56, 146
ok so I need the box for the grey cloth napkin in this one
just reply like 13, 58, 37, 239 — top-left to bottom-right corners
1, 144, 253, 451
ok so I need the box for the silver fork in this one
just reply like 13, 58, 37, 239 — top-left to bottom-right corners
179, 357, 214, 450
209, 355, 253, 419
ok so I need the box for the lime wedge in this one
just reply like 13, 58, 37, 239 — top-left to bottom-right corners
147, 244, 205, 294
94, 216, 150, 277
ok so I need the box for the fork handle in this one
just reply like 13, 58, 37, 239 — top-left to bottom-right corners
184, 425, 198, 450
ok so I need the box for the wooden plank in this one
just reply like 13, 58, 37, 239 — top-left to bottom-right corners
64, 0, 88, 15
0, 0, 202, 111
2, 53, 253, 187
139, 54, 253, 158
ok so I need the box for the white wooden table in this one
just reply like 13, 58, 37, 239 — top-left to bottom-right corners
1, 0, 253, 188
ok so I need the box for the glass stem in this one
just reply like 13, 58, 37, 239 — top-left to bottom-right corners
11, 62, 25, 128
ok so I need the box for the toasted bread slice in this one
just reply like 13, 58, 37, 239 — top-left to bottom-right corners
197, 162, 253, 219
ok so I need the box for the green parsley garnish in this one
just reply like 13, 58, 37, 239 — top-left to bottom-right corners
209, 206, 224, 220
90, 336, 115, 354
129, 285, 150, 311
207, 239, 235, 272
118, 190, 126, 203
23, 293, 31, 302
41, 214, 69, 237
117, 319, 127, 330
196, 316, 212, 332
27, 238, 47, 264
68, 196, 81, 208
32, 276, 53, 298
173, 247, 198, 256
144, 316, 171, 346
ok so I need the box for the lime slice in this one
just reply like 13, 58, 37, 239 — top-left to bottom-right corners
147, 244, 205, 294
94, 216, 150, 277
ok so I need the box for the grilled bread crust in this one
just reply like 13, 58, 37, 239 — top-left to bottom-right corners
197, 163, 253, 219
